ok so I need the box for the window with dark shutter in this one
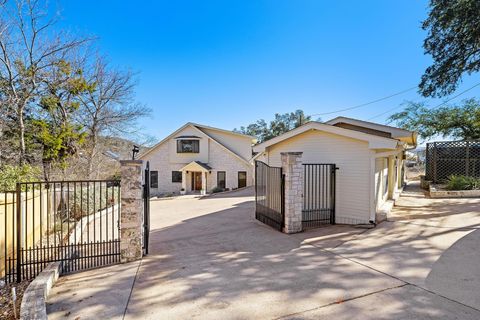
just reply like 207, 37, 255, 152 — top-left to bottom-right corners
150, 171, 159, 188
172, 171, 182, 183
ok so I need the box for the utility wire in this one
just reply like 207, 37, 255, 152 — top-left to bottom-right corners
309, 86, 417, 117
368, 81, 480, 122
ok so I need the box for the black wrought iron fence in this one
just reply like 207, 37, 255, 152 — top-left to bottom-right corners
255, 161, 285, 231
426, 141, 480, 183
1, 180, 121, 283
302, 164, 337, 228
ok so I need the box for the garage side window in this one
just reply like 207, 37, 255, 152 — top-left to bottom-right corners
172, 171, 182, 183
150, 171, 158, 188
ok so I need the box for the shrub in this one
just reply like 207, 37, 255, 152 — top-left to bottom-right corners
445, 175, 480, 190
0, 164, 41, 191
211, 186, 224, 193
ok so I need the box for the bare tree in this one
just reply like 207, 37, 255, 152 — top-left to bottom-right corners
78, 56, 150, 178
0, 0, 91, 164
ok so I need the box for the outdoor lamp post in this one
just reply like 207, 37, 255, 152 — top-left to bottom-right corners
132, 145, 140, 160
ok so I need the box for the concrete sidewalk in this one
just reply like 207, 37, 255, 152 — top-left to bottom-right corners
46, 184, 480, 319
47, 261, 140, 320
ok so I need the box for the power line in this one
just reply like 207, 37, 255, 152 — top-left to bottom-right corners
368, 81, 480, 122
309, 86, 417, 117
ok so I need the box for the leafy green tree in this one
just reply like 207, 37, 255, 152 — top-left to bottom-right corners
30, 60, 93, 180
388, 98, 480, 140
420, 0, 480, 97
0, 0, 90, 165
235, 109, 315, 143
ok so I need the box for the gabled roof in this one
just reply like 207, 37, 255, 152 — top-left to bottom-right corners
189, 122, 257, 140
325, 116, 417, 146
180, 161, 212, 172
253, 121, 400, 153
139, 122, 253, 165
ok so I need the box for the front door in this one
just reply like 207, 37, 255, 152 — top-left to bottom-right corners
191, 172, 202, 191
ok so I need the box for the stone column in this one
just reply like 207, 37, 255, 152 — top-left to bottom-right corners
281, 152, 303, 234
119, 160, 144, 263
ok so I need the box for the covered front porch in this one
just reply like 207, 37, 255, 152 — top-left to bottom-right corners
180, 161, 212, 195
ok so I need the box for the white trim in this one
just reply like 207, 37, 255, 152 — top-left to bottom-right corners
189, 122, 257, 140
325, 116, 417, 146
374, 148, 404, 158
180, 161, 210, 172
252, 121, 399, 153
369, 154, 376, 223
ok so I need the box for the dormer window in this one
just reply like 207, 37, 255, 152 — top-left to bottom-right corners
177, 139, 200, 153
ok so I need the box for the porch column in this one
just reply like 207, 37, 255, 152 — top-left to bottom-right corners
397, 155, 403, 188
281, 152, 303, 234
387, 155, 395, 198
181, 171, 187, 192
119, 160, 144, 263
201, 172, 207, 195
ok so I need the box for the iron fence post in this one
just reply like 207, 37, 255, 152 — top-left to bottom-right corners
281, 172, 285, 228
16, 183, 22, 283
254, 161, 258, 215
330, 166, 337, 225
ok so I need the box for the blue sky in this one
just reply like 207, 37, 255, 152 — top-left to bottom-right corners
58, 0, 479, 141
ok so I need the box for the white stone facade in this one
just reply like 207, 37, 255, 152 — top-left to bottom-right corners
140, 123, 254, 196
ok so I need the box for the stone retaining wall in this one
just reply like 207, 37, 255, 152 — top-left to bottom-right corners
20, 262, 61, 320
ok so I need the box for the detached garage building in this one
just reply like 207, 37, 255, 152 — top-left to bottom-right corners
253, 117, 417, 228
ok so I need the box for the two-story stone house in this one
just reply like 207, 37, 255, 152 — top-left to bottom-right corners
139, 123, 256, 195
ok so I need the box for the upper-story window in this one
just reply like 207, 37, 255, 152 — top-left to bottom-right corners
177, 139, 200, 153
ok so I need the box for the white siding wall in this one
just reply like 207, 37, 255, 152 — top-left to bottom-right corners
206, 140, 253, 191
143, 140, 185, 195
168, 126, 209, 164
264, 130, 374, 224
199, 128, 253, 161
142, 125, 253, 196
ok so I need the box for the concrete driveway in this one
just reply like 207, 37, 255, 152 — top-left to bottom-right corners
47, 184, 480, 319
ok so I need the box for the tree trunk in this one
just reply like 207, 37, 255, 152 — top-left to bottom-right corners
87, 131, 98, 179
18, 104, 26, 165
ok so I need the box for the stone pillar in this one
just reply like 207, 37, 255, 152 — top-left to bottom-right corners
281, 152, 303, 234
119, 160, 144, 263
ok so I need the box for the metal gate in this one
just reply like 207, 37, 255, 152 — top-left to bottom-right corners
143, 161, 151, 255
2, 180, 121, 283
255, 161, 285, 231
302, 164, 337, 229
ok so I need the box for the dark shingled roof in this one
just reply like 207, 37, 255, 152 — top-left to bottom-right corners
194, 161, 212, 170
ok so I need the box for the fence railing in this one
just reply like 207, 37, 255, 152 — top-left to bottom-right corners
255, 161, 285, 231
302, 164, 337, 228
425, 140, 480, 183
1, 180, 121, 283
